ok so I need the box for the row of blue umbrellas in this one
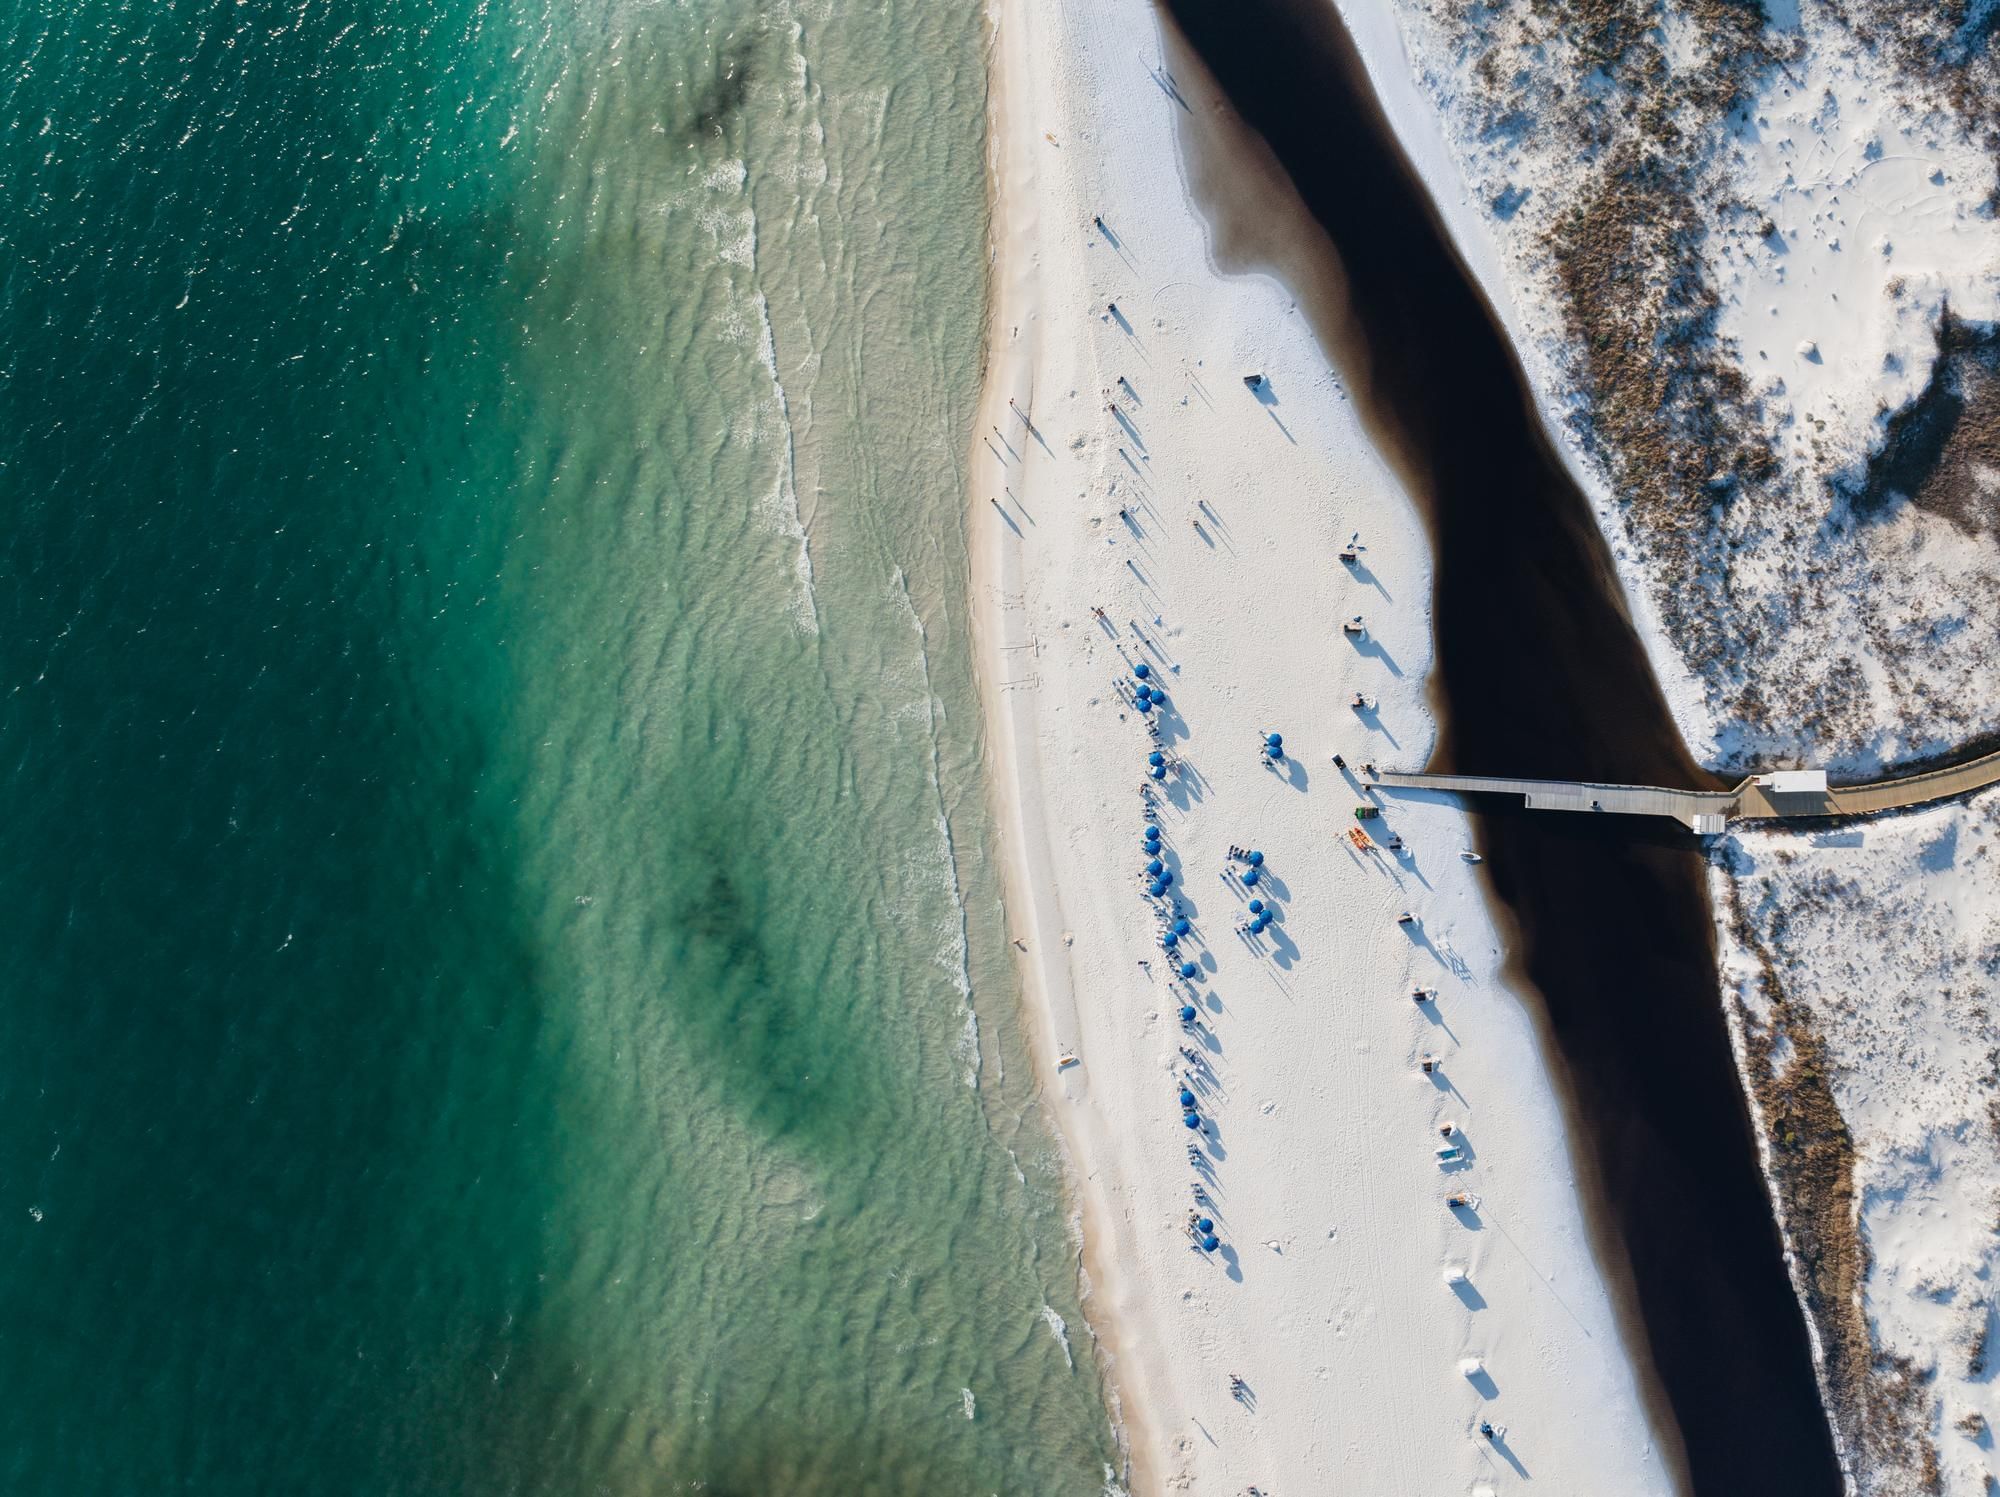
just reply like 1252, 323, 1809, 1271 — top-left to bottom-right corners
1136, 664, 1217, 1247
1178, 1205, 1218, 1253
1142, 821, 1190, 969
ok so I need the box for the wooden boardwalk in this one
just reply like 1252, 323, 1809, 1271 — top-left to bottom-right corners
1376, 747, 2000, 834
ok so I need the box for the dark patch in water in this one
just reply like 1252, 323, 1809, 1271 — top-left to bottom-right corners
395, 1311, 993, 1497
661, 810, 887, 1146
680, 33, 760, 145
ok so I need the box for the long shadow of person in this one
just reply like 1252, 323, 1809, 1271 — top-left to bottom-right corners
1485, 1427, 1528, 1479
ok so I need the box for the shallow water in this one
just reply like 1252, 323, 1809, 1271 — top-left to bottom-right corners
0, 1, 1117, 1491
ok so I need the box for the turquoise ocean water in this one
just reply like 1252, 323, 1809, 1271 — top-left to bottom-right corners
0, 1, 1118, 1491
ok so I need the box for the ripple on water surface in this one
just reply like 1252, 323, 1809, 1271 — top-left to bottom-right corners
0, 0, 1116, 1491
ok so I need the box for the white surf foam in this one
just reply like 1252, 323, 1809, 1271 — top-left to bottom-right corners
890, 565, 985, 1086
1040, 1303, 1074, 1370
749, 283, 819, 636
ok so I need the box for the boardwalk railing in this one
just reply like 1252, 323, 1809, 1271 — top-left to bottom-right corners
1376, 747, 2000, 834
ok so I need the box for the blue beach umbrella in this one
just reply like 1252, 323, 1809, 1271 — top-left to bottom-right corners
1179, 961, 1199, 979
1179, 1005, 1197, 1022
1147, 858, 1164, 876
1248, 850, 1264, 866
1250, 916, 1267, 934
1135, 662, 1151, 679
1149, 879, 1167, 897
1196, 1216, 1214, 1233
1160, 869, 1174, 887
1150, 765, 1167, 780
1150, 693, 1168, 710
1248, 899, 1264, 914
1137, 695, 1154, 713
1201, 1234, 1220, 1252
1172, 917, 1190, 936
1243, 867, 1261, 887
1266, 732, 1282, 747
1144, 820, 1161, 837
1179, 1089, 1196, 1108
1183, 1112, 1201, 1129
1148, 751, 1165, 767
1162, 932, 1179, 950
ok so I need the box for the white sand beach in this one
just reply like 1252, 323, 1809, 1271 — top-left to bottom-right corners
971, 0, 1684, 1490
1340, 8, 2000, 1489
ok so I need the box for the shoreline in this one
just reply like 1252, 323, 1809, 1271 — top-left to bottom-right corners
967, 0, 1678, 1489
967, 2, 1160, 1489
